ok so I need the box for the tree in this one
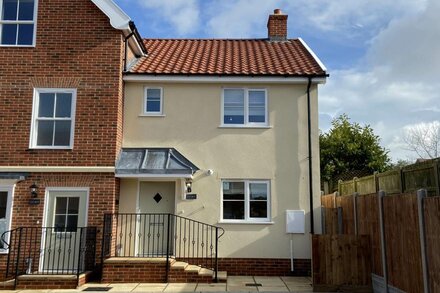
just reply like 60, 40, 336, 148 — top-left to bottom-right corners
320, 114, 391, 182
403, 121, 440, 159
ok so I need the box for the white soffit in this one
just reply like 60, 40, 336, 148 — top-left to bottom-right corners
298, 38, 328, 73
91, 0, 131, 30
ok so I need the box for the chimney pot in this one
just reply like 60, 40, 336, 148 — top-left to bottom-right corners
267, 9, 288, 41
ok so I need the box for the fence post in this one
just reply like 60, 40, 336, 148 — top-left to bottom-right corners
374, 171, 379, 193
399, 167, 405, 193
417, 189, 430, 293
378, 190, 388, 293
353, 192, 359, 235
321, 207, 326, 234
338, 180, 342, 196
433, 160, 439, 196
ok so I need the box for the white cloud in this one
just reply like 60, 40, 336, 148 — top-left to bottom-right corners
135, 0, 200, 36
319, 0, 440, 160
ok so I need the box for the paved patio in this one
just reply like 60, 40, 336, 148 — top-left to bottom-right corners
2, 276, 313, 292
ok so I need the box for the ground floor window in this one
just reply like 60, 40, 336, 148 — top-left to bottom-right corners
221, 180, 270, 222
0, 187, 13, 251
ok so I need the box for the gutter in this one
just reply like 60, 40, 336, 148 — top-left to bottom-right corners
307, 76, 314, 234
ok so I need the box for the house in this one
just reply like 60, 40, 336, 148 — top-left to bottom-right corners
105, 8, 327, 281
0, 0, 146, 289
0, 0, 327, 289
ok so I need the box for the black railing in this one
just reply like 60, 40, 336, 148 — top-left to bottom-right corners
0, 227, 97, 288
102, 213, 225, 281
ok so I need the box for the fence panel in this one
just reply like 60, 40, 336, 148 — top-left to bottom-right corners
424, 196, 440, 292
383, 194, 423, 293
321, 194, 336, 209
312, 235, 371, 292
336, 196, 355, 234
377, 169, 401, 194
355, 175, 376, 195
356, 194, 382, 277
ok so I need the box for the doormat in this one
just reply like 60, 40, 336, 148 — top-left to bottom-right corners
83, 287, 111, 291
245, 283, 262, 287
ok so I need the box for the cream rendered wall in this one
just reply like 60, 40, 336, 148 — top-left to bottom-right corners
121, 81, 322, 259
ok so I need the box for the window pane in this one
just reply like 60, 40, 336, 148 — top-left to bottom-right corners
223, 181, 245, 200
37, 120, 54, 146
1, 24, 17, 45
67, 197, 79, 214
2, 0, 18, 20
223, 201, 245, 220
249, 183, 267, 200
54, 121, 71, 146
18, 0, 34, 20
17, 23, 33, 45
54, 215, 65, 229
146, 100, 161, 112
250, 201, 267, 218
55, 93, 72, 117
38, 93, 55, 117
66, 215, 78, 231
147, 88, 161, 99
249, 90, 266, 123
0, 192, 8, 219
224, 89, 244, 124
55, 197, 67, 214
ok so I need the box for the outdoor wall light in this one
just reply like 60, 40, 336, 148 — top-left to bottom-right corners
29, 183, 38, 198
185, 180, 192, 193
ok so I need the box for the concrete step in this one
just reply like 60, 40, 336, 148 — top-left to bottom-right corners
171, 261, 188, 270
184, 264, 201, 273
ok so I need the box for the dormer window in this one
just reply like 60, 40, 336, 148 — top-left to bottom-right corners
0, 0, 37, 46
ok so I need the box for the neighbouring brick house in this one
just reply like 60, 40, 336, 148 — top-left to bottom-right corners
0, 0, 146, 289
0, 0, 328, 289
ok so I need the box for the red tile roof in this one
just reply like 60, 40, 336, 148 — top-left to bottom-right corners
129, 39, 326, 76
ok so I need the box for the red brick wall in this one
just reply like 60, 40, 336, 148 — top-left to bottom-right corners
218, 258, 311, 276
0, 0, 125, 166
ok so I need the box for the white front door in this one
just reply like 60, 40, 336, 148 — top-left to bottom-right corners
41, 189, 88, 273
137, 181, 175, 256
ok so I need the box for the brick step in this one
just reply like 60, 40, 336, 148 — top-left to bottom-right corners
102, 257, 227, 283
170, 261, 227, 283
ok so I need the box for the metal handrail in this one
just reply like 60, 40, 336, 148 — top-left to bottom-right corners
102, 213, 225, 282
2, 226, 97, 289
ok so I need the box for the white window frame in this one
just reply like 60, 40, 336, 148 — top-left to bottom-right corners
0, 185, 14, 254
29, 88, 77, 149
220, 179, 271, 223
0, 0, 38, 47
221, 88, 268, 127
143, 87, 163, 116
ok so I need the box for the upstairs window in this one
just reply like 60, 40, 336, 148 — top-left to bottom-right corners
0, 0, 37, 46
143, 87, 163, 115
222, 88, 267, 126
30, 89, 76, 149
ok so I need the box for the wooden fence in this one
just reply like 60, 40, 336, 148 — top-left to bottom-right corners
319, 191, 440, 293
337, 158, 440, 196
312, 235, 372, 292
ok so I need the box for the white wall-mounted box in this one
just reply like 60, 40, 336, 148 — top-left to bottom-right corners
286, 210, 305, 234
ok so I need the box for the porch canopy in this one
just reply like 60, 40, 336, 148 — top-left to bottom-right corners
115, 148, 199, 178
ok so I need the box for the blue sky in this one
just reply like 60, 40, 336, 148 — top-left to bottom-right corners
115, 0, 440, 161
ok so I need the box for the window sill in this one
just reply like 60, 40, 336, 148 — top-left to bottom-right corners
0, 250, 8, 254
0, 44, 35, 48
27, 147, 73, 151
218, 125, 272, 129
139, 114, 166, 117
218, 220, 274, 225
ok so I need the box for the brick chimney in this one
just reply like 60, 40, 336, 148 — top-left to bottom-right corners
267, 9, 288, 41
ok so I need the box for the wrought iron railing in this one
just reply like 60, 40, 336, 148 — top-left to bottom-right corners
0, 226, 97, 288
101, 213, 225, 281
